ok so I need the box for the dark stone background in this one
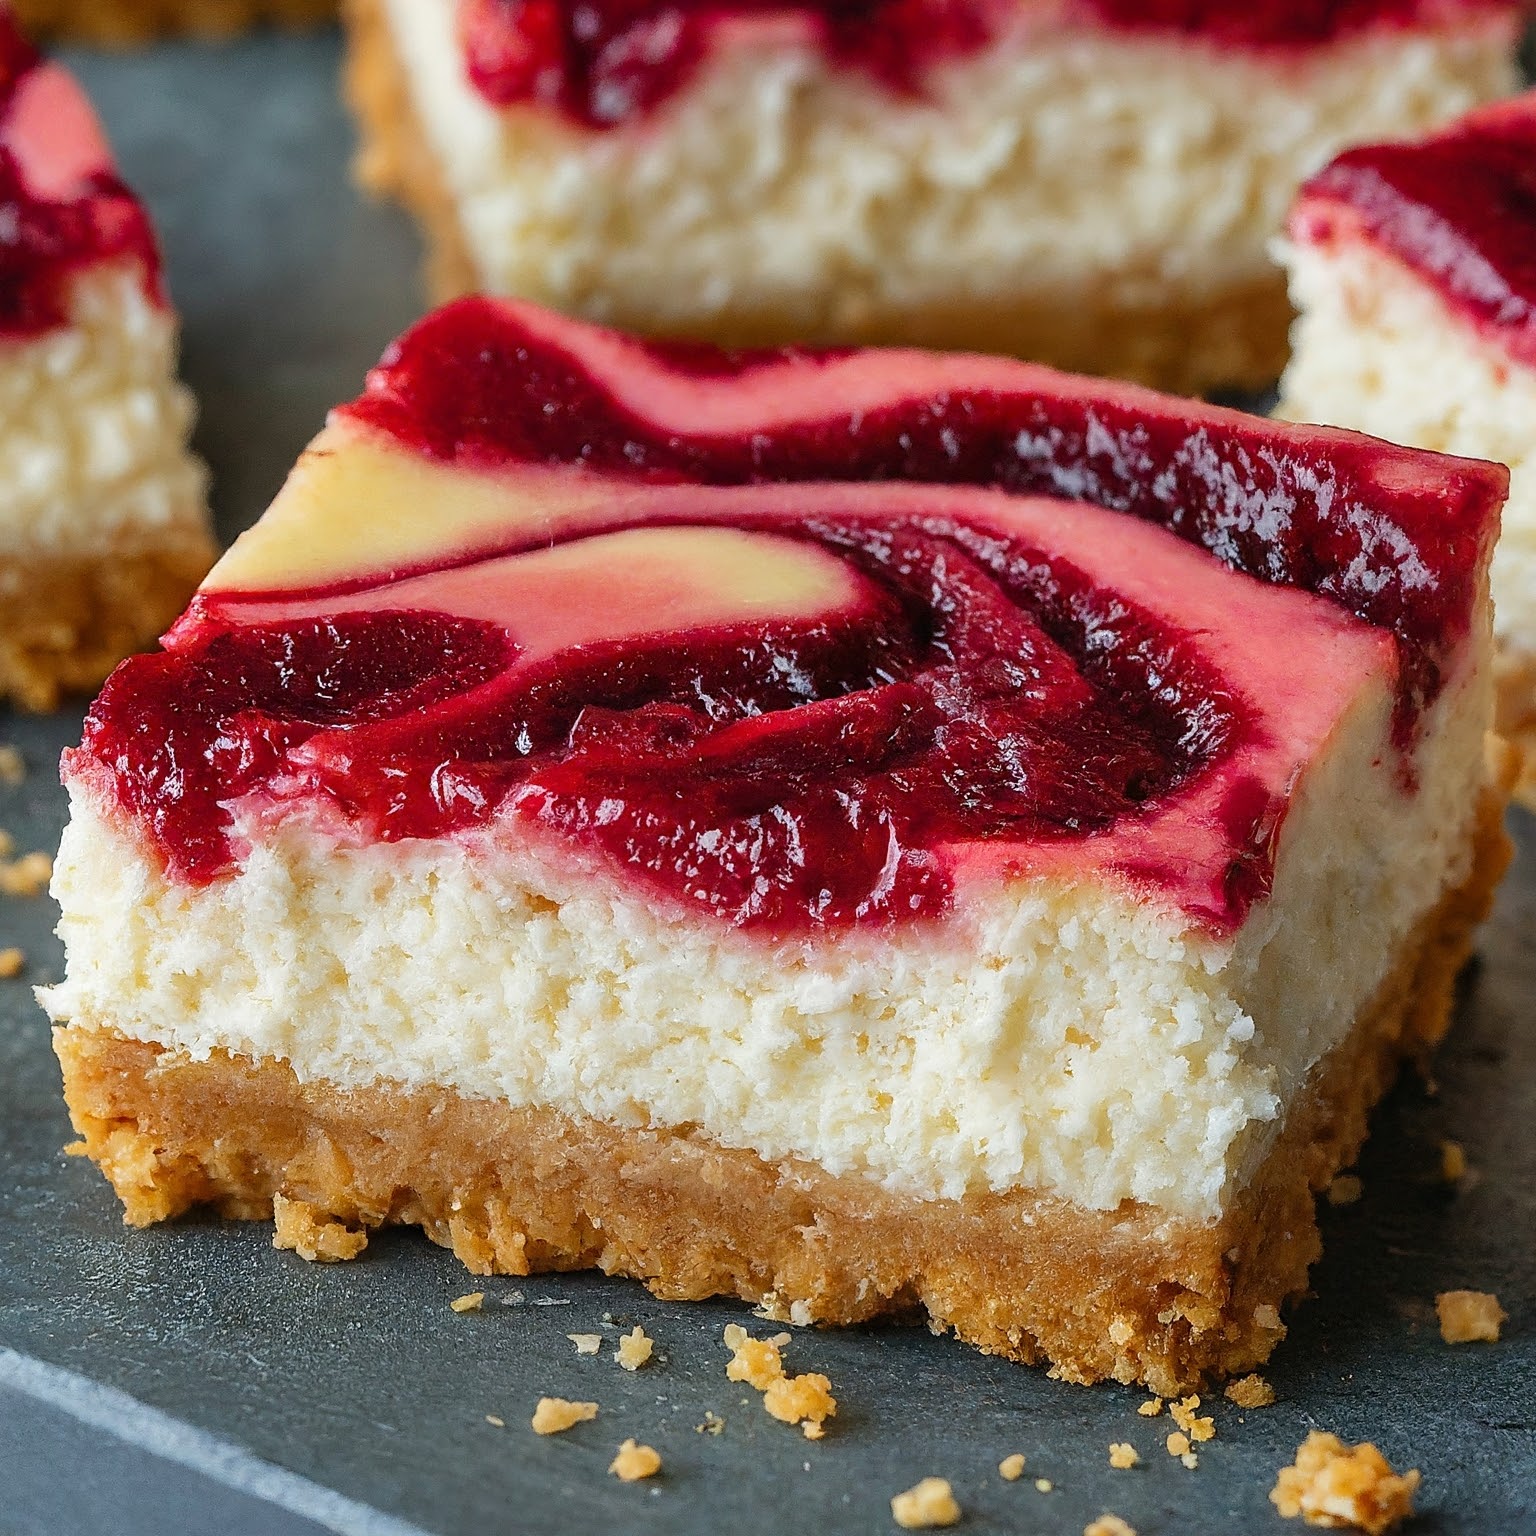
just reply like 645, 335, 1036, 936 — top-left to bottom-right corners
1, 30, 1532, 1535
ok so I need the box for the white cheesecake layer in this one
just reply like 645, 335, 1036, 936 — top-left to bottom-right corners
0, 264, 207, 560
1280, 237, 1536, 658
380, 0, 1516, 339
43, 637, 1491, 1223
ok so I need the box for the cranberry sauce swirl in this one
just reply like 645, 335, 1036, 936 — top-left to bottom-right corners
78, 299, 1503, 934
458, 0, 1507, 128
0, 16, 161, 336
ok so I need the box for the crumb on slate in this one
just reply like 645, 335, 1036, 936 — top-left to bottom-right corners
0, 947, 23, 978
1439, 1139, 1468, 1183
608, 1438, 661, 1480
1436, 1290, 1505, 1344
1034, 1477, 1053, 1493
0, 747, 23, 785
1085, 1517, 1137, 1536
270, 1193, 367, 1263
890, 1477, 960, 1529
1137, 1396, 1163, 1417
531, 1397, 598, 1436
998, 1452, 1026, 1481
723, 1322, 836, 1436
696, 1411, 725, 1436
1271, 1431, 1420, 1534
485, 1415, 505, 1428
1170, 1393, 1215, 1443
1108, 1442, 1139, 1469
615, 1325, 653, 1371
0, 850, 51, 897
450, 1292, 484, 1314
1225, 1374, 1275, 1409
569, 1333, 603, 1355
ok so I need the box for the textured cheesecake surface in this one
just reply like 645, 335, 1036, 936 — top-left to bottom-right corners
0, 13, 213, 706
46, 301, 1509, 1389
1280, 91, 1536, 800
349, 0, 1520, 389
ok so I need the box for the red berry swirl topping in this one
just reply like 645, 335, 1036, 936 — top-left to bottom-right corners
75, 300, 1503, 935
0, 14, 162, 336
458, 0, 1511, 128
1296, 92, 1536, 369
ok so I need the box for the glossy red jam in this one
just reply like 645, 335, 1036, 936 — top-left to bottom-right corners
84, 515, 1247, 928
1298, 94, 1536, 368
0, 17, 161, 337
458, 0, 1503, 128
76, 302, 1504, 933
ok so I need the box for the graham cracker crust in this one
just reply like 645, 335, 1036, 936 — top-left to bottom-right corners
341, 0, 1288, 395
13, 0, 333, 42
0, 529, 214, 712
52, 785, 1510, 1395
1494, 647, 1536, 811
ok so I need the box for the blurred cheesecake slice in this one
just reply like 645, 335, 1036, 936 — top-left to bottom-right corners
0, 12, 212, 709
1279, 89, 1536, 805
345, 0, 1522, 392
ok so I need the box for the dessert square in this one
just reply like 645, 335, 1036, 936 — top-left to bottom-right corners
345, 0, 1523, 393
1279, 90, 1536, 807
44, 299, 1510, 1394
13, 0, 332, 43
0, 17, 214, 709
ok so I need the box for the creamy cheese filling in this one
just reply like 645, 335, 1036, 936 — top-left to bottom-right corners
379, 0, 1516, 336
1280, 236, 1536, 659
0, 263, 206, 560
42, 632, 1491, 1223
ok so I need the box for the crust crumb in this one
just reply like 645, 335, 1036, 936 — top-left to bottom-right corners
1170, 1393, 1215, 1443
696, 1410, 726, 1435
615, 1325, 653, 1370
1225, 1374, 1276, 1409
1034, 1478, 1053, 1493
723, 1322, 837, 1436
890, 1477, 960, 1529
1137, 1397, 1164, 1417
449, 1291, 484, 1313
1439, 1139, 1468, 1183
271, 1194, 368, 1263
608, 1438, 661, 1480
1085, 1518, 1137, 1536
764, 1372, 836, 1438
998, 1452, 1026, 1481
568, 1333, 603, 1355
1436, 1290, 1506, 1344
1271, 1431, 1420, 1534
1108, 1442, 1139, 1469
0, 947, 24, 979
0, 746, 23, 785
1166, 1431, 1191, 1459
1326, 1175, 1363, 1207
531, 1397, 598, 1435
0, 850, 52, 897
1181, 1451, 1199, 1470
485, 1414, 505, 1427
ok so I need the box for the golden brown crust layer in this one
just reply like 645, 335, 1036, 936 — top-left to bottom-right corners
1494, 648, 1536, 811
0, 529, 215, 712
341, 0, 1288, 395
14, 0, 332, 42
52, 786, 1510, 1395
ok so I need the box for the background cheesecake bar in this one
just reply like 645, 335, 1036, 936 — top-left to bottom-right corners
0, 16, 213, 709
345, 0, 1522, 393
13, 0, 332, 44
45, 300, 1509, 1394
1279, 90, 1536, 807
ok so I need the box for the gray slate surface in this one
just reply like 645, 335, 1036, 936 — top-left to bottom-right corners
1, 29, 1533, 1536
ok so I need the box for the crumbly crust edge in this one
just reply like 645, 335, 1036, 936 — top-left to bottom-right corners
12, 0, 333, 43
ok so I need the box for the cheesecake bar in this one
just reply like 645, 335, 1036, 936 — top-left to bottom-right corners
1279, 90, 1536, 807
345, 0, 1522, 393
13, 0, 332, 43
45, 300, 1510, 1393
0, 17, 213, 709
